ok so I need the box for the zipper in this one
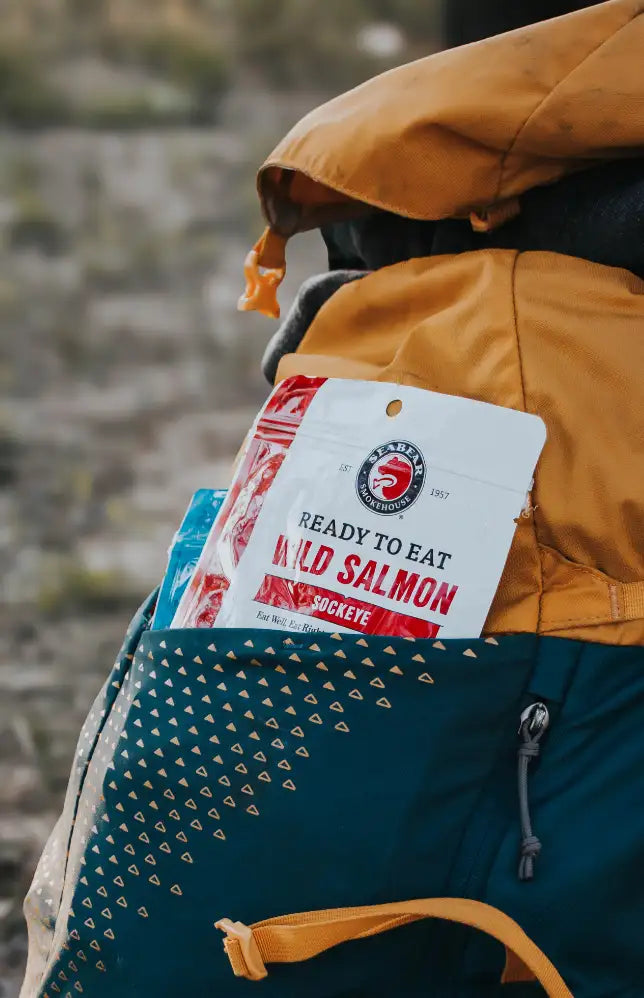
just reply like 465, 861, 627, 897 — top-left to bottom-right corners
517, 701, 550, 881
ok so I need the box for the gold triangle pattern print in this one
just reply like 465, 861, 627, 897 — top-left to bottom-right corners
25, 615, 505, 996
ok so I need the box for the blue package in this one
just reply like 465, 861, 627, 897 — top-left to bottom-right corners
152, 488, 227, 630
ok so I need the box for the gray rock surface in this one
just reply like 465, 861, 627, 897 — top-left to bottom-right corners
0, 92, 325, 993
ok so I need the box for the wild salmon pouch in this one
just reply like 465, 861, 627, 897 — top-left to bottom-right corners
172, 376, 545, 638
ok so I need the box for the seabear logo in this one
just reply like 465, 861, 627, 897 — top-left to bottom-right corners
370, 455, 413, 501
356, 441, 426, 515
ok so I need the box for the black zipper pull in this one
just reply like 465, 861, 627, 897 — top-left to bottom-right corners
517, 702, 550, 882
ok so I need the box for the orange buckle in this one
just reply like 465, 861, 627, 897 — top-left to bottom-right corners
238, 228, 286, 319
215, 918, 268, 981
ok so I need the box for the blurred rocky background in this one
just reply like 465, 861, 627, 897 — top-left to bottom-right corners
0, 1, 444, 992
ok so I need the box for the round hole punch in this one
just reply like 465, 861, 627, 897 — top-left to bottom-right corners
386, 399, 403, 418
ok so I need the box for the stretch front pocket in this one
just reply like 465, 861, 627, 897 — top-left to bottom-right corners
32, 626, 538, 998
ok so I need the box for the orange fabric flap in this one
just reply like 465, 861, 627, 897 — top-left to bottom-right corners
540, 546, 644, 631
258, 0, 644, 234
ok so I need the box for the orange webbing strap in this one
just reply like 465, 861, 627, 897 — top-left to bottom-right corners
216, 897, 572, 996
238, 227, 287, 319
614, 580, 644, 622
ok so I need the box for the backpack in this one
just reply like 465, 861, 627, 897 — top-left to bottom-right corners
21, 3, 644, 995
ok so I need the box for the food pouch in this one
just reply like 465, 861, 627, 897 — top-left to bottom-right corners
172, 376, 546, 638
152, 488, 227, 629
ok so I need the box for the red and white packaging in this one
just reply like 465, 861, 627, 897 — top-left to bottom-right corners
172, 376, 545, 638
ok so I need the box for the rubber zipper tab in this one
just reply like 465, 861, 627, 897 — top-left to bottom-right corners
517, 702, 549, 882
238, 227, 287, 319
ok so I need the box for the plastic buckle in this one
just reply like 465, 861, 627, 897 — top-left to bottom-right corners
215, 918, 268, 981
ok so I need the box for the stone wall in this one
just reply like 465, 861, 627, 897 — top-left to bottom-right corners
0, 89, 325, 995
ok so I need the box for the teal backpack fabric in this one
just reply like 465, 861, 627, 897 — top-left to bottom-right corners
21, 592, 644, 997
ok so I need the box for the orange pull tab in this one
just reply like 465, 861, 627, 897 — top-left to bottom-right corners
238, 227, 287, 319
470, 196, 521, 233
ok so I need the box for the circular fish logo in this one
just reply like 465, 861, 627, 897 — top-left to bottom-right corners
356, 441, 426, 515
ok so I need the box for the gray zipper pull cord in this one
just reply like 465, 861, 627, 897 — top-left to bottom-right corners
517, 702, 550, 882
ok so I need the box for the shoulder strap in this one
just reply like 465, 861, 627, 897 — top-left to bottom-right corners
216, 896, 572, 996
